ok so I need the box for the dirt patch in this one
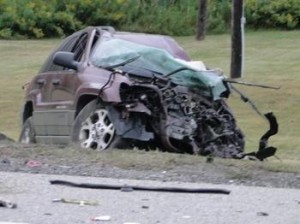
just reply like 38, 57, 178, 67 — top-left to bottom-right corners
0, 141, 299, 189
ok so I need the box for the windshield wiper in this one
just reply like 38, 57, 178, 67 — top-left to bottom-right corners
103, 55, 141, 70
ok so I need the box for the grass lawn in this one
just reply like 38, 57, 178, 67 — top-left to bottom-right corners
0, 30, 299, 164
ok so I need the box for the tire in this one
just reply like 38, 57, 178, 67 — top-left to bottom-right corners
71, 99, 120, 150
19, 117, 36, 143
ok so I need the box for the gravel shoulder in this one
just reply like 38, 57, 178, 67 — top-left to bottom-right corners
0, 140, 300, 189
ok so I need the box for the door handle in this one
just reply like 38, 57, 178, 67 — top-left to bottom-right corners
52, 79, 61, 86
36, 78, 45, 85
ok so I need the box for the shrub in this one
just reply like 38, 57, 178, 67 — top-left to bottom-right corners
208, 0, 232, 34
245, 0, 300, 29
0, 0, 82, 39
0, 0, 299, 39
121, 0, 199, 36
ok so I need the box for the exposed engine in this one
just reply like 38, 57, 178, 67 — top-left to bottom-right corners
117, 75, 245, 158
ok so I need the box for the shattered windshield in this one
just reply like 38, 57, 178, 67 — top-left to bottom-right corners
91, 39, 227, 100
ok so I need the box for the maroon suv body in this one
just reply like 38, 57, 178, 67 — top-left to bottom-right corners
20, 26, 246, 158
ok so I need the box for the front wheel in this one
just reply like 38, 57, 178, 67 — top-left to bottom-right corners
71, 100, 118, 150
19, 117, 36, 143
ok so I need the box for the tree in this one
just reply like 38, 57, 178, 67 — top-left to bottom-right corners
196, 0, 208, 40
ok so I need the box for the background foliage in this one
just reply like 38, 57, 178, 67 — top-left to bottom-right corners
0, 0, 299, 39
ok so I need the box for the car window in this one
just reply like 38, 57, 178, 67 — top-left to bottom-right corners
39, 34, 80, 73
71, 33, 89, 62
90, 31, 100, 52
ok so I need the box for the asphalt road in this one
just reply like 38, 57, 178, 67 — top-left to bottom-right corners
0, 171, 299, 224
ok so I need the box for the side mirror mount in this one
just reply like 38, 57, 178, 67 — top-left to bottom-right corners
53, 51, 79, 70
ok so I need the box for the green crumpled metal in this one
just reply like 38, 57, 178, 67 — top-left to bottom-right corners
91, 39, 227, 100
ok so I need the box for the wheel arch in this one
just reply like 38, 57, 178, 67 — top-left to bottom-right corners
75, 94, 98, 117
21, 101, 33, 124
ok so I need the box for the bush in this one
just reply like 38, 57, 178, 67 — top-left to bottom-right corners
0, 0, 82, 39
0, 0, 299, 39
121, 0, 198, 35
245, 0, 300, 29
208, 0, 232, 34
0, 0, 199, 38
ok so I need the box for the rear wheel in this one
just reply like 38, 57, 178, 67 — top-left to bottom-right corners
71, 100, 118, 150
19, 117, 36, 143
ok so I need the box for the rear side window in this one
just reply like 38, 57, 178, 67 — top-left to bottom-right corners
39, 34, 80, 73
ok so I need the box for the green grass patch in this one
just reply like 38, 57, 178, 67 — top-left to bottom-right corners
0, 31, 299, 167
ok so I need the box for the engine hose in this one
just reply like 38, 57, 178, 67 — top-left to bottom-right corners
241, 112, 278, 161
50, 180, 230, 195
259, 112, 278, 150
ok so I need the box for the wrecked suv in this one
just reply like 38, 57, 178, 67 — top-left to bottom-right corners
20, 26, 272, 159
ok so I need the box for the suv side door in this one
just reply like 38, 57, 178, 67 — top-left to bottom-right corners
32, 32, 84, 143
45, 33, 90, 137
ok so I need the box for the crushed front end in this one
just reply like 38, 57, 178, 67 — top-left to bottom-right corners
92, 38, 277, 159
112, 69, 245, 158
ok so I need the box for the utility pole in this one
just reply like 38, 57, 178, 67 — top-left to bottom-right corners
230, 0, 245, 78
196, 0, 208, 40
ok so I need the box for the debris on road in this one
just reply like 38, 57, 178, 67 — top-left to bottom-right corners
50, 180, 231, 194
257, 212, 269, 216
52, 198, 98, 206
182, 215, 192, 219
91, 215, 111, 221
0, 199, 17, 209
25, 160, 42, 168
1, 158, 10, 165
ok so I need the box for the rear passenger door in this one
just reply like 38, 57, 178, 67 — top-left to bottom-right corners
32, 32, 85, 142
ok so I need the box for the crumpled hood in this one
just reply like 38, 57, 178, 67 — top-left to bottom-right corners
91, 39, 227, 100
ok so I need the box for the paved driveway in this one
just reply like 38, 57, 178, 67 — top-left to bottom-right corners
0, 171, 299, 224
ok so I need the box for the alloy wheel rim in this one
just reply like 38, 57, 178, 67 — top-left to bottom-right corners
79, 109, 115, 150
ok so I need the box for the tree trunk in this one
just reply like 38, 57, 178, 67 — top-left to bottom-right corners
196, 0, 208, 40
230, 0, 244, 78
